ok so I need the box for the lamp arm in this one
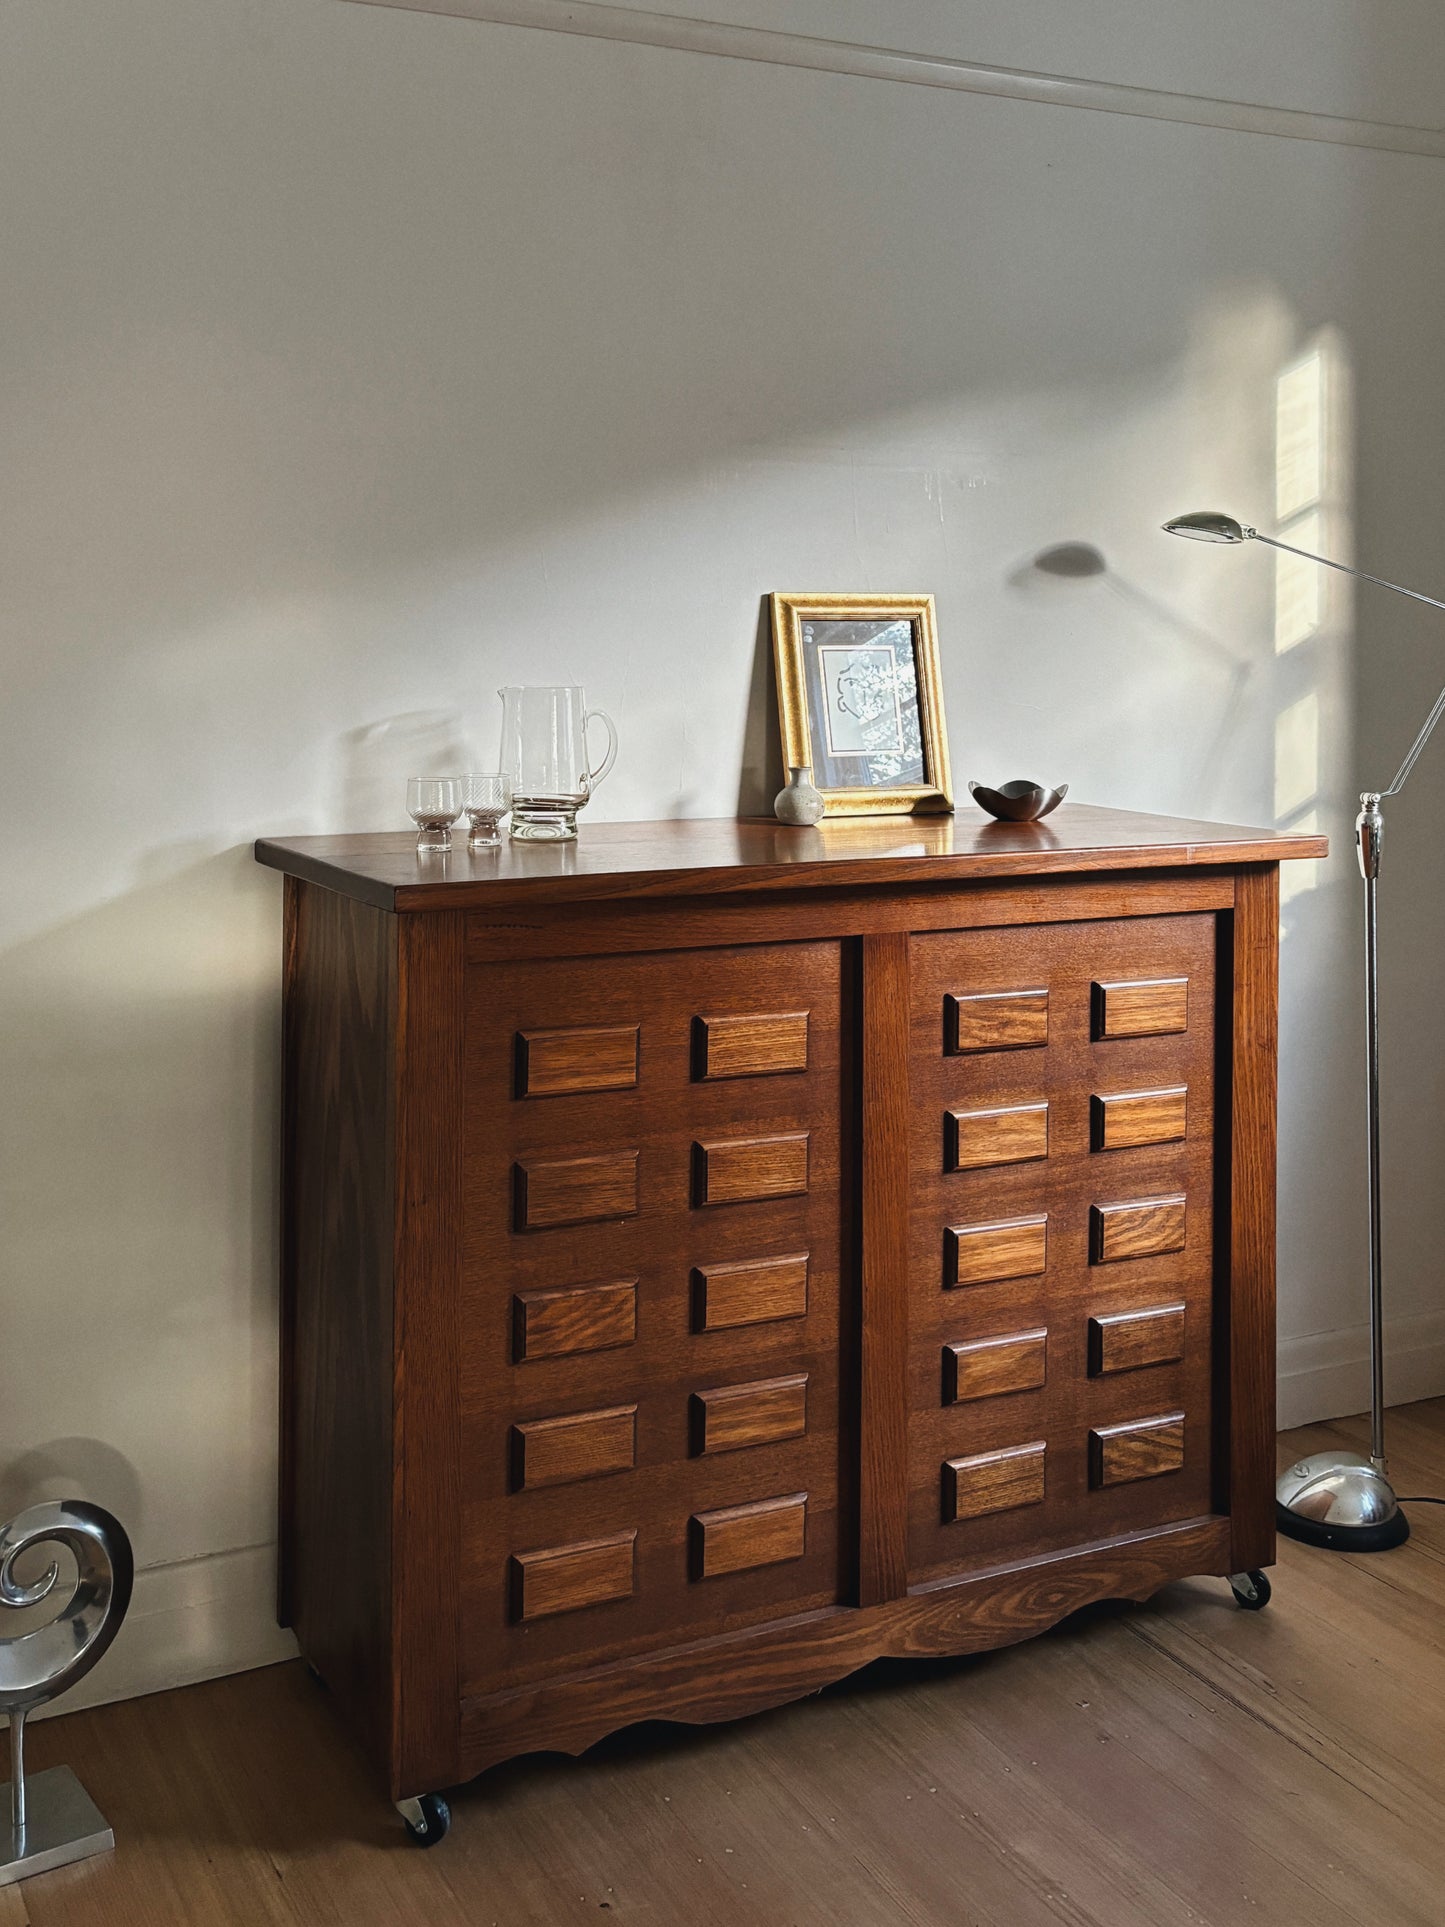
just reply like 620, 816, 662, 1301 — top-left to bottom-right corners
1251, 532, 1445, 798
1251, 532, 1445, 618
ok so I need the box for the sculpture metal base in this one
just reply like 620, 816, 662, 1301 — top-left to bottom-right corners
1276, 1449, 1410, 1553
0, 1766, 114, 1887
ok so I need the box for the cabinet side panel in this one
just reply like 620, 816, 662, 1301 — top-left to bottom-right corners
394, 913, 466, 1798
1222, 866, 1279, 1572
284, 882, 397, 1776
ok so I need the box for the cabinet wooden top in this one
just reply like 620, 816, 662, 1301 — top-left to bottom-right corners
254, 806, 1327, 914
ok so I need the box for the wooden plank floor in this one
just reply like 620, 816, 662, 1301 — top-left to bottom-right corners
6, 1399, 1445, 1927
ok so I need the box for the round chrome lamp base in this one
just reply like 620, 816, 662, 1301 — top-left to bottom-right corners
1276, 1450, 1410, 1552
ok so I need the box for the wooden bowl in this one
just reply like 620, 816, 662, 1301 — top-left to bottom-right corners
968, 779, 1069, 823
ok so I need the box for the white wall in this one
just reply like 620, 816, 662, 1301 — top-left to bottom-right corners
4, 0, 1444, 1709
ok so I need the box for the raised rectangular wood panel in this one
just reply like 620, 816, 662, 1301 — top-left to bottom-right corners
945, 988, 1049, 1054
512, 1280, 637, 1361
1091, 1085, 1187, 1151
692, 1253, 809, 1331
695, 1132, 810, 1206
1088, 1303, 1187, 1376
691, 1493, 808, 1578
515, 1150, 640, 1230
946, 1102, 1048, 1172
512, 1405, 638, 1489
1090, 1195, 1188, 1264
1089, 1413, 1186, 1487
515, 1024, 639, 1097
696, 1010, 809, 1079
943, 1443, 1047, 1522
943, 1329, 1047, 1404
945, 1213, 1048, 1288
1092, 976, 1189, 1039
692, 1374, 808, 1454
510, 1532, 637, 1621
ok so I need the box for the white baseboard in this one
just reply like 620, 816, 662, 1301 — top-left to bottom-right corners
1277, 1310, 1445, 1431
16, 1324, 1445, 1727
25, 1541, 297, 1725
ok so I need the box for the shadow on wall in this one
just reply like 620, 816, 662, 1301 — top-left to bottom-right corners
0, 844, 284, 1572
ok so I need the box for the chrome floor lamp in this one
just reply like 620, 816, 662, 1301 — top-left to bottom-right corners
1162, 509, 1445, 1552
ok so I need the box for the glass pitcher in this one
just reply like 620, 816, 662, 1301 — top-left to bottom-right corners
498, 686, 618, 841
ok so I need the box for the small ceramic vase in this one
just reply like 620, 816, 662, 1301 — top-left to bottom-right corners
774, 766, 825, 827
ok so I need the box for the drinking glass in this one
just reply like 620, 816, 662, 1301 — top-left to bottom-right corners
461, 772, 512, 848
407, 776, 461, 852
499, 685, 617, 841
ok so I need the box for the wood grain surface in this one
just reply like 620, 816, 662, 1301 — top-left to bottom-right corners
692, 1374, 809, 1455
943, 1441, 1049, 1521
943, 1328, 1049, 1404
255, 806, 1327, 912
1089, 1303, 1187, 1376
1089, 1412, 1187, 1487
691, 1492, 809, 1578
696, 1010, 810, 1080
1090, 1084, 1188, 1151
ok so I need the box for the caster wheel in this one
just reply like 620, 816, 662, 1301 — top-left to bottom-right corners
399, 1792, 451, 1847
1228, 1569, 1271, 1611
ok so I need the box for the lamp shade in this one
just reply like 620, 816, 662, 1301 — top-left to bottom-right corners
1162, 511, 1252, 543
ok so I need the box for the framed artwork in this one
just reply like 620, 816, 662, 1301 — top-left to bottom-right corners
769, 593, 953, 816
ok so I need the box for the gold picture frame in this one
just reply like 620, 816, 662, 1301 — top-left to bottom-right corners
770, 593, 953, 817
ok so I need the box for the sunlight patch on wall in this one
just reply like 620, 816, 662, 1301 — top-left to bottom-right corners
1275, 689, 1319, 820
1274, 349, 1325, 655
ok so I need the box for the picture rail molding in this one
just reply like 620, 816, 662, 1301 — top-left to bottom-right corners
341, 0, 1445, 160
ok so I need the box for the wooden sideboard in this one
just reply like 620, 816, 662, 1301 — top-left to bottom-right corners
255, 808, 1325, 1820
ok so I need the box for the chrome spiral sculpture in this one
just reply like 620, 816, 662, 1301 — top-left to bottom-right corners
1, 1501, 132, 1885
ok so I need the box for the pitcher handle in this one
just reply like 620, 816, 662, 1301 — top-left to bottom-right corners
583, 708, 618, 794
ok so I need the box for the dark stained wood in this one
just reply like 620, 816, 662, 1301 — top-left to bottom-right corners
515, 1149, 640, 1229
946, 1100, 1049, 1171
859, 931, 910, 1608
277, 875, 301, 1629
511, 1532, 637, 1621
945, 1212, 1049, 1288
906, 912, 1218, 1588
280, 882, 396, 1769
511, 1404, 638, 1489
945, 986, 1049, 1054
255, 806, 1328, 913
943, 1328, 1048, 1404
392, 911, 467, 1799
1090, 1412, 1187, 1487
512, 1279, 637, 1360
516, 1023, 638, 1097
1221, 865, 1280, 1572
692, 1374, 809, 1454
943, 1442, 1048, 1521
264, 811, 1313, 1806
1090, 1194, 1189, 1264
1090, 1084, 1188, 1151
457, 939, 847, 1707
466, 869, 1238, 964
1093, 975, 1190, 1040
695, 1009, 810, 1079
692, 1252, 810, 1330
459, 1514, 1231, 1777
693, 1131, 810, 1205
691, 1492, 809, 1578
1089, 1302, 1187, 1376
